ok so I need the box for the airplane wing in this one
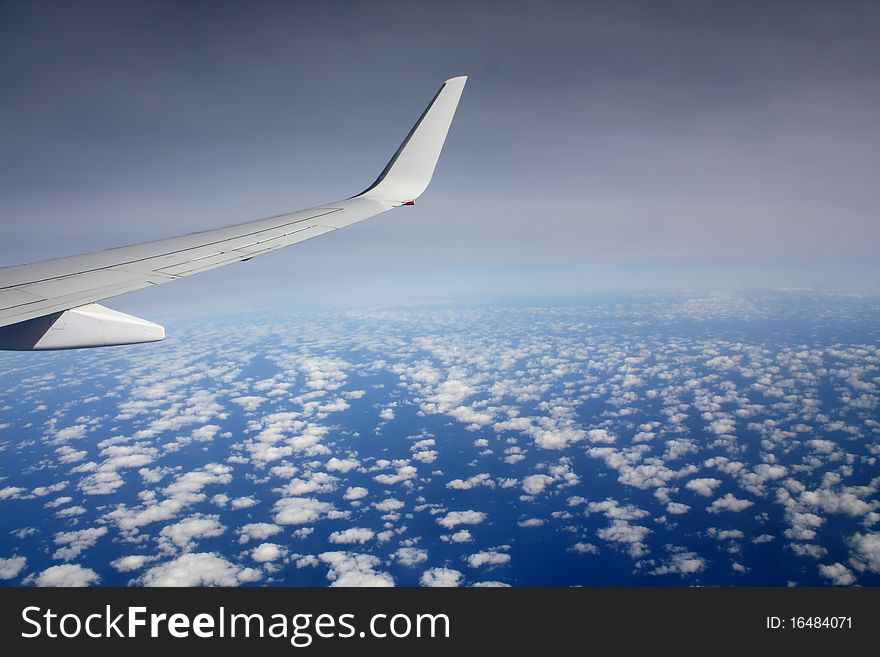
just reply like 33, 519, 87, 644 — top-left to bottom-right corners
0, 76, 467, 350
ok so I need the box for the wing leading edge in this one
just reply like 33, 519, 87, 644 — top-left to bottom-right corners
0, 76, 467, 350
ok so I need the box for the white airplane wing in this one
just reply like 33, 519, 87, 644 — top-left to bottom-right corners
0, 76, 466, 350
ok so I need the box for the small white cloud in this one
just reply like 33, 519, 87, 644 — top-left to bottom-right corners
111, 555, 158, 573
237, 522, 282, 544
0, 486, 25, 500
374, 498, 404, 513
517, 518, 545, 528
273, 497, 337, 525
651, 551, 708, 577
30, 482, 68, 497
666, 502, 691, 515
158, 514, 225, 552
420, 567, 463, 587
328, 528, 375, 545
806, 439, 836, 454
848, 532, 880, 574
344, 486, 369, 501
252, 543, 288, 563
588, 429, 616, 444
707, 493, 754, 514
521, 474, 553, 495
393, 547, 428, 567
138, 553, 262, 587
471, 580, 511, 587
685, 478, 723, 497
467, 551, 511, 568
53, 526, 108, 561
0, 555, 27, 580
586, 499, 649, 521
52, 425, 88, 444
447, 473, 493, 490
232, 397, 266, 412
412, 450, 438, 463
437, 510, 487, 530
326, 458, 361, 473
318, 551, 394, 587
597, 520, 651, 557
373, 464, 417, 485
441, 530, 473, 543
34, 564, 100, 587
818, 562, 856, 586
44, 496, 74, 509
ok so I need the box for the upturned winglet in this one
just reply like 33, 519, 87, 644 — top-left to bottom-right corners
357, 76, 467, 205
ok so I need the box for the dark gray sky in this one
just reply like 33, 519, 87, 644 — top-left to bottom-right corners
2, 0, 879, 316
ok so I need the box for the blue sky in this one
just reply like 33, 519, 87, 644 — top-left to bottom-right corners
2, 0, 880, 321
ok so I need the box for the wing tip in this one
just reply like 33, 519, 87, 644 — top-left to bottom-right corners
356, 76, 467, 203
